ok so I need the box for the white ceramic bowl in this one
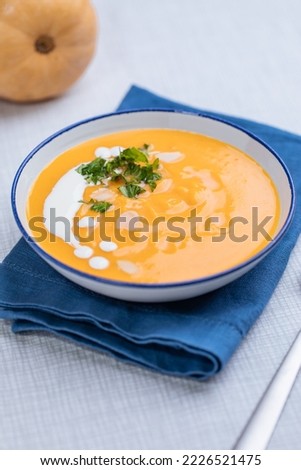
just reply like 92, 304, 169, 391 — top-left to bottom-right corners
12, 110, 295, 302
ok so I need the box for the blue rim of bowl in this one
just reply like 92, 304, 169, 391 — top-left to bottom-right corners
11, 108, 296, 289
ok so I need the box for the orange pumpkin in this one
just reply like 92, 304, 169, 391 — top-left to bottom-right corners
0, 0, 97, 102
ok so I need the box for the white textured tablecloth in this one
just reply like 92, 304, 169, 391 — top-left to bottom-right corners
0, 0, 300, 450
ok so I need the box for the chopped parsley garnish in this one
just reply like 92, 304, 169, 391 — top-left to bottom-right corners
79, 199, 112, 213
76, 159, 106, 185
122, 147, 148, 163
118, 183, 145, 199
76, 145, 162, 198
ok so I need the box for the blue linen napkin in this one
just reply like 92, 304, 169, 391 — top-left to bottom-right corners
0, 86, 300, 379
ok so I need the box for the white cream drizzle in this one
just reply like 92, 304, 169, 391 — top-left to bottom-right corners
99, 241, 118, 252
154, 178, 173, 194
74, 246, 94, 259
181, 167, 220, 190
94, 146, 124, 159
110, 146, 124, 156
156, 151, 183, 163
90, 187, 116, 201
117, 260, 139, 275
89, 256, 110, 270
43, 166, 86, 248
94, 147, 111, 159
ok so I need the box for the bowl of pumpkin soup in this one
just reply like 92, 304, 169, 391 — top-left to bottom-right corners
12, 110, 295, 302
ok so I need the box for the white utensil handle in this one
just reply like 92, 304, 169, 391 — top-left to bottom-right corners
234, 330, 301, 450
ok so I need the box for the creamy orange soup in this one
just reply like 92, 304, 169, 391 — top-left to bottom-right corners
27, 129, 280, 283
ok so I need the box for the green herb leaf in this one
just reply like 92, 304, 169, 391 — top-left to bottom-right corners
120, 147, 148, 163
76, 158, 107, 184
118, 184, 146, 198
91, 201, 112, 213
152, 157, 160, 170
80, 199, 112, 213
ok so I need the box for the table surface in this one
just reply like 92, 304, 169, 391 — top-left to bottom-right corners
0, 0, 300, 450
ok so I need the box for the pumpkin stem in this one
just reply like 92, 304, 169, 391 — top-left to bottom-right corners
35, 35, 55, 54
